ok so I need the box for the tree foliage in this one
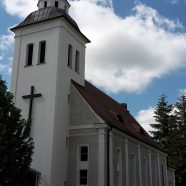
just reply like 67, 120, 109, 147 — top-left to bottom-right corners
0, 79, 34, 186
151, 93, 186, 186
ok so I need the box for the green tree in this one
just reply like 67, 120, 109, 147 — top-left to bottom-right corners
0, 79, 34, 186
150, 94, 174, 151
174, 93, 186, 186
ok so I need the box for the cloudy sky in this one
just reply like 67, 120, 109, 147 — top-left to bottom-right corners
0, 0, 186, 132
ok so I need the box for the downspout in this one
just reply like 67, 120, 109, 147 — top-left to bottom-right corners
107, 126, 112, 186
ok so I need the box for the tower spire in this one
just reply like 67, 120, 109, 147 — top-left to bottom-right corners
37, 0, 70, 12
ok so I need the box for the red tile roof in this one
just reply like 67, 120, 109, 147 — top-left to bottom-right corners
72, 80, 162, 151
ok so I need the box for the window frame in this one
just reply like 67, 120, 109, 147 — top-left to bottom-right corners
25, 43, 34, 67
79, 169, 88, 185
67, 44, 73, 68
80, 146, 88, 162
38, 40, 46, 65
77, 144, 89, 186
55, 1, 59, 8
44, 1, 47, 8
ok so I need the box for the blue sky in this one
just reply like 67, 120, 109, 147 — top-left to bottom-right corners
0, 0, 186, 131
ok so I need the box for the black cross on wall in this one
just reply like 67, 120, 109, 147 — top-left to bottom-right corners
22, 86, 42, 120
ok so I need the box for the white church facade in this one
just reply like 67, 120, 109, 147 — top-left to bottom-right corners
10, 0, 175, 186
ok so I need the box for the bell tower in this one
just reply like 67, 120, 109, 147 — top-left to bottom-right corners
10, 0, 90, 185
37, 0, 70, 12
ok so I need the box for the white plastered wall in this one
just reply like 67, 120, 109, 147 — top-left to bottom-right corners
11, 17, 88, 186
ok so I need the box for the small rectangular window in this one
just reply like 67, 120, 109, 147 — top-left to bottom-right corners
80, 146, 88, 161
26, 43, 33, 66
44, 1, 47, 8
80, 170, 88, 185
55, 1, 59, 8
75, 50, 80, 73
68, 44, 72, 68
39, 41, 46, 64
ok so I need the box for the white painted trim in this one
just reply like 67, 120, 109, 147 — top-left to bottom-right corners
138, 144, 142, 186
70, 133, 98, 137
72, 85, 105, 123
98, 128, 105, 186
70, 125, 95, 130
148, 149, 153, 186
125, 138, 129, 186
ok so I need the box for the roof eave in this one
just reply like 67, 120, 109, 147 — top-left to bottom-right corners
10, 17, 91, 43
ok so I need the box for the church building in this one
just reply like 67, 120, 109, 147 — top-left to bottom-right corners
10, 0, 175, 186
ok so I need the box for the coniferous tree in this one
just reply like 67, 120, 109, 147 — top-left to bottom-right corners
0, 79, 34, 186
174, 93, 186, 186
150, 94, 173, 151
151, 93, 186, 186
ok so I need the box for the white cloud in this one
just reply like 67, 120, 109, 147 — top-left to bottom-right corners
1, 0, 38, 19
70, 1, 186, 93
0, 64, 6, 71
0, 34, 14, 52
1, 0, 186, 93
179, 89, 186, 95
135, 107, 156, 133
170, 0, 179, 4
0, 32, 14, 75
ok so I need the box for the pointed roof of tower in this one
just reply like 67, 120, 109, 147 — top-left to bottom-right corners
11, 7, 90, 43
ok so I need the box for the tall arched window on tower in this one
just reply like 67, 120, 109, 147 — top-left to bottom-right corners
75, 50, 80, 73
38, 41, 46, 64
26, 43, 34, 66
55, 1, 59, 8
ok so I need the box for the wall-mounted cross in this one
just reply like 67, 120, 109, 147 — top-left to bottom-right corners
22, 86, 42, 120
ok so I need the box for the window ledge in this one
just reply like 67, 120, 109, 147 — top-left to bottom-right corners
68, 66, 73, 70
75, 71, 80, 74
36, 62, 46, 65
24, 64, 33, 67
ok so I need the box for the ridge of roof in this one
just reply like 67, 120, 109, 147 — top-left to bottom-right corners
72, 80, 162, 151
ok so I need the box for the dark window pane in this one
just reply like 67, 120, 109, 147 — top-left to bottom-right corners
68, 45, 72, 68
27, 44, 33, 66
80, 146, 88, 161
55, 1, 59, 8
44, 1, 47, 8
81, 146, 88, 154
80, 170, 87, 185
75, 50, 80, 73
39, 41, 46, 64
